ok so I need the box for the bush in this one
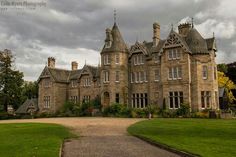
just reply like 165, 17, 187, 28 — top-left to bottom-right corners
176, 103, 190, 117
102, 103, 131, 117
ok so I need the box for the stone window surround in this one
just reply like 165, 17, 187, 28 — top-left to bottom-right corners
168, 66, 182, 80
103, 54, 110, 65
133, 54, 144, 65
43, 96, 50, 108
115, 71, 120, 82
202, 65, 208, 80
168, 48, 181, 60
115, 54, 120, 64
131, 93, 148, 108
103, 71, 109, 83
201, 91, 211, 109
169, 91, 183, 109
131, 71, 148, 83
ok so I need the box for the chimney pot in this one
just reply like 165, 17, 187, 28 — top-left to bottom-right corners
71, 61, 78, 70
48, 57, 55, 68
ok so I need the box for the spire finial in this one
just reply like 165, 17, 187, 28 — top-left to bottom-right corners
213, 32, 215, 38
191, 17, 194, 28
114, 9, 117, 24
85, 59, 86, 65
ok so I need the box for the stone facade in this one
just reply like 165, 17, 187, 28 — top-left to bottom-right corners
37, 21, 219, 113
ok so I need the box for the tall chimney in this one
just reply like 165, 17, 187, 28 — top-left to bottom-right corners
71, 61, 78, 70
48, 57, 55, 68
153, 22, 160, 47
105, 28, 112, 48
178, 23, 191, 36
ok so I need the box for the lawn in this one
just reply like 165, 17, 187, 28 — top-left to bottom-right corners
128, 118, 236, 157
0, 123, 76, 157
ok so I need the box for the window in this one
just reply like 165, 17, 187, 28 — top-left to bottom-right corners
202, 65, 208, 79
132, 93, 148, 108
144, 72, 148, 82
154, 54, 160, 63
201, 91, 211, 108
70, 96, 78, 104
168, 66, 182, 80
103, 55, 110, 65
84, 78, 91, 87
168, 49, 181, 60
115, 54, 119, 64
154, 69, 160, 81
115, 93, 119, 103
169, 91, 183, 109
71, 80, 77, 87
115, 71, 120, 82
83, 95, 90, 103
44, 96, 50, 108
134, 55, 144, 65
131, 72, 135, 83
104, 71, 109, 83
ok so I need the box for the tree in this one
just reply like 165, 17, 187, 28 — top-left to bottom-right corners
218, 71, 236, 104
0, 49, 24, 111
22, 81, 38, 101
217, 64, 228, 73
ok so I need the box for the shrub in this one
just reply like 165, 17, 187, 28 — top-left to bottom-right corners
176, 103, 190, 117
102, 103, 131, 117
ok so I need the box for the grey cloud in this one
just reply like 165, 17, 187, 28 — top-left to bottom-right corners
0, 0, 235, 81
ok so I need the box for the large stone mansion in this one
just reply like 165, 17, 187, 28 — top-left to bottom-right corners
37, 19, 219, 113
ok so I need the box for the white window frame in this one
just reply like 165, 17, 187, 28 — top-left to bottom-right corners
169, 91, 183, 109
201, 91, 211, 109
115, 71, 120, 82
104, 71, 109, 83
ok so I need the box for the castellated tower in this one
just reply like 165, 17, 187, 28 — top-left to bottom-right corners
100, 22, 129, 107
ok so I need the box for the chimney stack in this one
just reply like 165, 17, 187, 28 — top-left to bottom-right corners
178, 23, 191, 36
48, 57, 55, 68
153, 22, 160, 47
71, 61, 78, 70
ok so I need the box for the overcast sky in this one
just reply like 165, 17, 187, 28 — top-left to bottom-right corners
0, 0, 235, 81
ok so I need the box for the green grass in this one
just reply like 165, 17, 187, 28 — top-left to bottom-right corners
0, 123, 76, 157
128, 118, 236, 157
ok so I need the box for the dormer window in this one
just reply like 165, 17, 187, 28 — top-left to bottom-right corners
154, 54, 160, 63
84, 78, 91, 87
71, 80, 77, 88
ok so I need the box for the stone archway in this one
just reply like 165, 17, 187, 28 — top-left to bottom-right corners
103, 92, 110, 106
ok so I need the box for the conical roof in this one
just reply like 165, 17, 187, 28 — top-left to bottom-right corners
186, 28, 208, 54
102, 23, 128, 53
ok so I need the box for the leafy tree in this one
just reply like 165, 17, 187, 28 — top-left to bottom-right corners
22, 81, 38, 101
217, 64, 228, 73
218, 71, 236, 104
0, 49, 24, 111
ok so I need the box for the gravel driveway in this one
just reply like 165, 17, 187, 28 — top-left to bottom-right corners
0, 117, 179, 157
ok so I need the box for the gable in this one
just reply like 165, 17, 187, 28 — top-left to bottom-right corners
37, 66, 53, 83
161, 30, 190, 54
130, 42, 148, 57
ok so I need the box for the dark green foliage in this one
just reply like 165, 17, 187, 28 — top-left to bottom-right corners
217, 63, 228, 73
58, 101, 80, 117
176, 103, 190, 117
22, 81, 38, 101
102, 103, 131, 117
0, 49, 24, 111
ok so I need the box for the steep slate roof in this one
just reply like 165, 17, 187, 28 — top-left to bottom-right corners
102, 23, 128, 53
69, 69, 82, 80
48, 68, 71, 83
15, 98, 38, 114
185, 28, 209, 54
